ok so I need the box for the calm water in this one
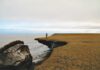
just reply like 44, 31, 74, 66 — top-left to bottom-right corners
0, 34, 45, 47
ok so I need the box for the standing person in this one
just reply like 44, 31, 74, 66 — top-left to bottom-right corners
46, 33, 48, 39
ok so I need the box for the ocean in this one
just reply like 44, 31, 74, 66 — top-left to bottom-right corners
0, 34, 45, 47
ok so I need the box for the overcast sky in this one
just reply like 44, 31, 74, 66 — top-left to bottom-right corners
0, 0, 100, 33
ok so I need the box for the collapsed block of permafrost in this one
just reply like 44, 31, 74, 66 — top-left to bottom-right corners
0, 40, 33, 70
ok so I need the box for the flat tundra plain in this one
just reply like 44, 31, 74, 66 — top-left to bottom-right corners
35, 34, 100, 70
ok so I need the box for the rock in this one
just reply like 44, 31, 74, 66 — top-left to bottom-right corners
0, 40, 33, 70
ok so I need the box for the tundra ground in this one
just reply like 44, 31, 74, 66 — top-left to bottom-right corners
35, 34, 100, 70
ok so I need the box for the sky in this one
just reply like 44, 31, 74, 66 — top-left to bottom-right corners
0, 0, 100, 34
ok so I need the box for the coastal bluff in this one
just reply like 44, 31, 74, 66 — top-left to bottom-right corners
35, 34, 100, 70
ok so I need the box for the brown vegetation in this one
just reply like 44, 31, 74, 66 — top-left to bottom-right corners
35, 34, 100, 70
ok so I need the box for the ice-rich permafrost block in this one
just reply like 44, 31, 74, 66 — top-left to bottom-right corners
0, 40, 33, 70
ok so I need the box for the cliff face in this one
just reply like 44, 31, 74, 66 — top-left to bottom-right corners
34, 38, 67, 66
35, 38, 67, 49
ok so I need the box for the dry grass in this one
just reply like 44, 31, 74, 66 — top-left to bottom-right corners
35, 34, 100, 70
